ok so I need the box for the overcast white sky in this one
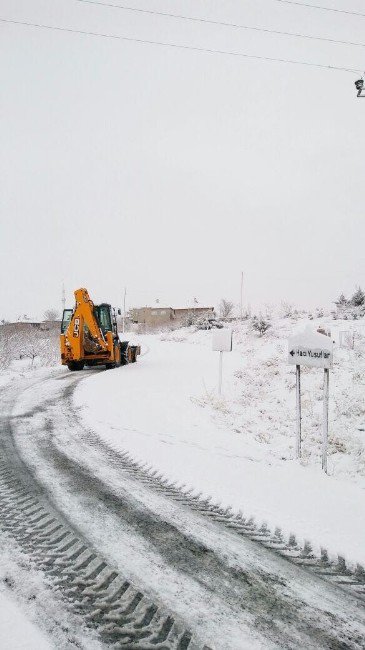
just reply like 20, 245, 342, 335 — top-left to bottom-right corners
1, 0, 365, 319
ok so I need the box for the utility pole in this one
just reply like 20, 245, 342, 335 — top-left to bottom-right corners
122, 287, 127, 333
240, 271, 243, 320
61, 282, 65, 313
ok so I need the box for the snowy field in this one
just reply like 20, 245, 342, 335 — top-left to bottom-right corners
75, 317, 365, 568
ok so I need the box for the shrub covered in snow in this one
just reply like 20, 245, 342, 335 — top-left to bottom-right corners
195, 316, 223, 330
0, 325, 59, 370
180, 311, 223, 330
279, 301, 296, 319
251, 314, 271, 336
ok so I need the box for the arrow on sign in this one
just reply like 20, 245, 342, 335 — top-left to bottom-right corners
290, 350, 295, 356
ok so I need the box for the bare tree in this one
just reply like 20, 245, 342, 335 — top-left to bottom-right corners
44, 308, 60, 321
219, 299, 234, 319
0, 326, 59, 370
280, 301, 295, 318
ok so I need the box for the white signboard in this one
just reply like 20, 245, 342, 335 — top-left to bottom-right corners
288, 328, 333, 369
212, 328, 233, 352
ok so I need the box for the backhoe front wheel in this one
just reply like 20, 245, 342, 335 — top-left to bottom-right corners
105, 343, 122, 370
67, 361, 85, 371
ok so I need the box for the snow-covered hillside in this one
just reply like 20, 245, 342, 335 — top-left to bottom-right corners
75, 317, 365, 567
162, 317, 365, 483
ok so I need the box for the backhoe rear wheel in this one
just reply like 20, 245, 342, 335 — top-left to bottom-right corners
67, 361, 85, 371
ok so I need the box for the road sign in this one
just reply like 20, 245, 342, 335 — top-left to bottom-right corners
212, 328, 232, 394
288, 329, 333, 369
288, 326, 333, 473
212, 328, 233, 352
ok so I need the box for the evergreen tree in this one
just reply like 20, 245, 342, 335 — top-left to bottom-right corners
350, 287, 365, 307
334, 293, 348, 307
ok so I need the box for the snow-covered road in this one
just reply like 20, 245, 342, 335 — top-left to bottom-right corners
1, 368, 364, 649
76, 333, 365, 568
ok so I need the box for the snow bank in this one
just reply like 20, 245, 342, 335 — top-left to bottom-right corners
75, 318, 365, 566
0, 591, 52, 650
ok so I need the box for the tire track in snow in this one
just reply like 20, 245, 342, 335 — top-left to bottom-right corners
0, 373, 203, 649
66, 380, 365, 607
4, 371, 365, 649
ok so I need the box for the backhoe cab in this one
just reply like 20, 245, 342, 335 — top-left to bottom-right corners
60, 288, 140, 371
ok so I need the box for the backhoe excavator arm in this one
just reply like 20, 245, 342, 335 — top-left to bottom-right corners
64, 288, 108, 360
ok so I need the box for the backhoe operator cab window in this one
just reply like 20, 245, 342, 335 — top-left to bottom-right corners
61, 309, 73, 333
94, 304, 112, 335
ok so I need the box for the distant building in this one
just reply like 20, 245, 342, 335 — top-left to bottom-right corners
129, 307, 175, 328
130, 306, 214, 328
173, 307, 214, 323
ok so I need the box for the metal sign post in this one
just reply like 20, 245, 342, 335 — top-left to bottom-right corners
322, 368, 329, 473
296, 364, 302, 459
288, 327, 333, 472
212, 329, 233, 396
218, 351, 223, 395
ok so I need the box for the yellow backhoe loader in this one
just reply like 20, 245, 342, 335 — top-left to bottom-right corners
60, 288, 140, 371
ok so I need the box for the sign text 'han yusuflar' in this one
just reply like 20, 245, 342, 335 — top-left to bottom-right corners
288, 329, 333, 370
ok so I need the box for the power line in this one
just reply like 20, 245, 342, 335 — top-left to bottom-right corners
74, 0, 365, 50
273, 0, 365, 18
0, 17, 362, 73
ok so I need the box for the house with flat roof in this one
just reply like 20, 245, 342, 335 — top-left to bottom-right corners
173, 306, 214, 322
130, 305, 214, 328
